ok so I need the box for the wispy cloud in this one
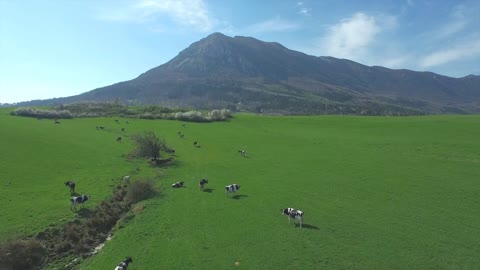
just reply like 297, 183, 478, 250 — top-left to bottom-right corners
247, 17, 300, 34
297, 1, 311, 16
96, 0, 216, 32
321, 13, 381, 60
434, 4, 468, 39
419, 38, 480, 68
381, 56, 411, 69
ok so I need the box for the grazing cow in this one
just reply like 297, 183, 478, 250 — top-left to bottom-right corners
64, 181, 76, 194
99, 126, 105, 130
199, 178, 208, 190
172, 181, 184, 188
238, 150, 246, 156
281, 208, 304, 228
115, 119, 119, 124
181, 124, 186, 127
193, 141, 198, 147
114, 256, 133, 270
123, 176, 130, 185
116, 136, 122, 142
54, 119, 61, 124
225, 184, 240, 196
121, 128, 125, 132
70, 195, 89, 211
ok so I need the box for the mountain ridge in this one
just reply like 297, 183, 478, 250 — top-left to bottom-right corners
15, 32, 480, 115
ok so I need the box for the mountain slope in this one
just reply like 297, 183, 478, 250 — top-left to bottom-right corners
19, 33, 480, 115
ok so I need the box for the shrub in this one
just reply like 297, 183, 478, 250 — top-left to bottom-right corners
125, 180, 157, 204
0, 239, 46, 270
11, 107, 73, 119
131, 132, 166, 160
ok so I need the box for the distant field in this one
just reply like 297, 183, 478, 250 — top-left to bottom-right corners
1, 108, 480, 269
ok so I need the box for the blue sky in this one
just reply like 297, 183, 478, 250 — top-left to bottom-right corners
1, 0, 479, 103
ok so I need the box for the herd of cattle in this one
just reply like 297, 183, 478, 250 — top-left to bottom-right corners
62, 120, 304, 269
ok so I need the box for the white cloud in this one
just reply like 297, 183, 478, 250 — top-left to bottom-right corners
97, 0, 216, 32
296, 1, 311, 16
381, 56, 411, 69
247, 17, 300, 34
434, 4, 468, 39
419, 38, 480, 68
322, 13, 380, 60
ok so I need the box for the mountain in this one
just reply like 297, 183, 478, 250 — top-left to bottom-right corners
18, 33, 480, 115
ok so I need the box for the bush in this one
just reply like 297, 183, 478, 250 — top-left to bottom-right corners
0, 239, 46, 270
11, 107, 73, 119
131, 132, 166, 160
125, 180, 157, 204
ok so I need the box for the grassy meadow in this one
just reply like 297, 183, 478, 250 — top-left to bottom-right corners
1, 108, 480, 269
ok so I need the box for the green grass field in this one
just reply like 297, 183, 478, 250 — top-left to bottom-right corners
1, 108, 480, 269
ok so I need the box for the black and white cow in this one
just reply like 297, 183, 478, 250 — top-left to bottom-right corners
70, 195, 89, 211
172, 181, 184, 188
123, 175, 130, 185
64, 181, 76, 194
114, 256, 133, 270
238, 150, 246, 156
225, 184, 240, 196
199, 178, 208, 190
281, 208, 304, 228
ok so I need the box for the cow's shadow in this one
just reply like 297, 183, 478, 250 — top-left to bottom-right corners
203, 188, 214, 193
76, 208, 93, 218
299, 224, 319, 230
231, 194, 248, 200
71, 192, 80, 196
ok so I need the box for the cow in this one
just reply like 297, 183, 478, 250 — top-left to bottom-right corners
199, 178, 208, 190
123, 176, 130, 185
193, 141, 198, 147
281, 208, 304, 228
172, 181, 184, 188
225, 184, 240, 196
70, 195, 89, 211
238, 150, 246, 157
116, 136, 122, 142
114, 256, 133, 270
99, 126, 105, 130
121, 128, 125, 132
64, 181, 76, 194
114, 119, 119, 124
54, 119, 61, 124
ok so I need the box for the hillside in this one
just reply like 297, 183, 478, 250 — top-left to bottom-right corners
18, 33, 480, 115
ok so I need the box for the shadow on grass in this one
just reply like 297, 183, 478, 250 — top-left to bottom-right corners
231, 194, 248, 200
203, 188, 214, 193
157, 159, 182, 168
300, 224, 319, 230
71, 192, 80, 196
76, 208, 93, 218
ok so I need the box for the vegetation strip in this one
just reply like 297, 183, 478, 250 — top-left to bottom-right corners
0, 181, 157, 270
11, 103, 232, 122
